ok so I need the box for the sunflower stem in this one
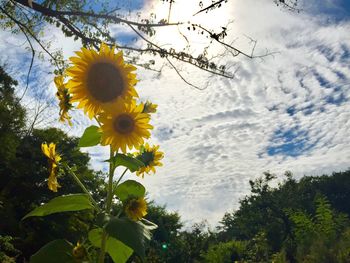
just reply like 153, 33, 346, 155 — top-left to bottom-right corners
115, 168, 128, 187
98, 146, 115, 263
64, 164, 100, 211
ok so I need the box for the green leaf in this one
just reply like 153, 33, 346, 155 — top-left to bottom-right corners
115, 180, 146, 202
30, 239, 75, 263
108, 153, 144, 172
23, 194, 93, 220
105, 217, 152, 260
88, 228, 133, 263
78, 125, 101, 147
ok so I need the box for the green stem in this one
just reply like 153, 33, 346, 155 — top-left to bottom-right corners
115, 168, 128, 187
65, 164, 100, 211
98, 146, 114, 263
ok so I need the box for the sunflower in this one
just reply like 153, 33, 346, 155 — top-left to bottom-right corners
99, 100, 153, 153
66, 43, 138, 118
72, 241, 86, 260
41, 142, 61, 192
135, 143, 163, 178
125, 197, 147, 221
54, 75, 73, 126
142, 101, 158, 114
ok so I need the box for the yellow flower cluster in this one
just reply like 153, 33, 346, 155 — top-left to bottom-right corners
45, 43, 165, 221
64, 43, 154, 153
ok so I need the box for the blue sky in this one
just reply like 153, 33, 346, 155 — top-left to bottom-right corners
310, 0, 350, 19
1, 0, 350, 226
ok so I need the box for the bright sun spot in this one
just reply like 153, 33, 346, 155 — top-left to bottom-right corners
142, 0, 233, 54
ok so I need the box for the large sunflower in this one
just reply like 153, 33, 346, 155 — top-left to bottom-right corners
66, 43, 138, 118
135, 143, 163, 178
99, 100, 153, 153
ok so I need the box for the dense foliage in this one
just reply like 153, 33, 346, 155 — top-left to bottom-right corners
1, 66, 350, 262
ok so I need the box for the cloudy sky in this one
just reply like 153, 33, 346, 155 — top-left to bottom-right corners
1, 0, 350, 227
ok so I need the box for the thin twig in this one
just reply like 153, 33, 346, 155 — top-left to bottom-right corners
17, 26, 35, 102
167, 0, 173, 22
128, 23, 215, 89
166, 57, 205, 90
193, 0, 227, 16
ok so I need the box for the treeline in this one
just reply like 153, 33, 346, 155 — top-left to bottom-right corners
1, 66, 350, 263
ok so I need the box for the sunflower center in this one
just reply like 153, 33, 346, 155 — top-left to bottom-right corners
114, 114, 135, 134
128, 200, 140, 212
138, 151, 154, 166
87, 62, 125, 102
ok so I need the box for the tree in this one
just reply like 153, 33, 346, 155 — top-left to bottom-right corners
0, 0, 299, 89
0, 66, 26, 168
288, 195, 349, 262
217, 170, 350, 262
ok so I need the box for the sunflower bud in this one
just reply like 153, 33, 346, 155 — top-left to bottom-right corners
72, 241, 86, 261
142, 101, 157, 114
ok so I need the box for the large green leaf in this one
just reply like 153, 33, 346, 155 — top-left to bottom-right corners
88, 228, 133, 263
108, 153, 144, 172
105, 217, 152, 260
78, 125, 101, 147
23, 194, 93, 219
30, 239, 75, 263
115, 180, 145, 202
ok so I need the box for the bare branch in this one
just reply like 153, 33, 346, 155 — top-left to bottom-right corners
193, 0, 228, 16
166, 57, 205, 90
128, 23, 226, 89
18, 26, 35, 102
274, 0, 300, 12
167, 0, 174, 22
12, 0, 182, 28
193, 24, 278, 59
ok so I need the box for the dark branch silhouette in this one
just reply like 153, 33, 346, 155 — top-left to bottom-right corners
0, 0, 298, 89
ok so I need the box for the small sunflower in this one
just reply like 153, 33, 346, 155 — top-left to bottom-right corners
66, 43, 138, 118
125, 197, 147, 221
99, 100, 153, 153
54, 75, 73, 126
142, 101, 157, 114
135, 143, 163, 178
72, 241, 86, 261
41, 142, 61, 192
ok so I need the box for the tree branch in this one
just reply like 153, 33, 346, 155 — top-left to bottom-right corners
12, 0, 182, 28
193, 0, 228, 16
